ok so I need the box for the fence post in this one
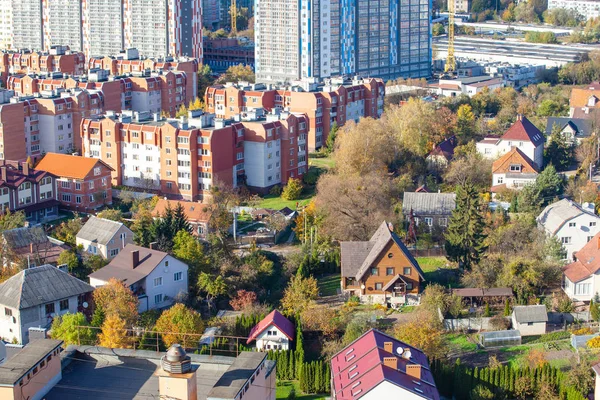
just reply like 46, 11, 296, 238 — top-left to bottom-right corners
156, 331, 159, 353
77, 326, 80, 346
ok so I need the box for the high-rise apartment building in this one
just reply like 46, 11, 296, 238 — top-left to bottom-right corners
44, 0, 84, 53
12, 0, 43, 51
0, 0, 12, 50
255, 0, 431, 83
84, 0, 124, 56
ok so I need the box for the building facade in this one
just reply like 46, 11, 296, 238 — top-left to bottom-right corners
203, 37, 255, 73
254, 0, 431, 83
548, 0, 600, 21
511, 305, 548, 336
247, 310, 295, 351
76, 216, 134, 259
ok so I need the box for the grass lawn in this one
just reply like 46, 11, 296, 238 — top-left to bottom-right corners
308, 156, 335, 170
318, 274, 341, 296
276, 380, 327, 400
257, 185, 316, 210
444, 333, 478, 353
416, 256, 450, 272
416, 256, 460, 287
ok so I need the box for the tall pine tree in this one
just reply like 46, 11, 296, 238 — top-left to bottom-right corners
445, 182, 487, 270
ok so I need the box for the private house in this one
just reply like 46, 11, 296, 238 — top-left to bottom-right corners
0, 265, 94, 344
1, 226, 68, 268
0, 339, 63, 400
546, 117, 593, 144
426, 136, 457, 171
511, 305, 548, 336
75, 216, 134, 260
402, 192, 456, 231
491, 147, 539, 194
562, 232, 600, 302
569, 82, 600, 119
477, 115, 545, 169
35, 153, 114, 212
88, 244, 189, 312
152, 199, 211, 240
537, 199, 600, 260
340, 221, 425, 306
331, 329, 440, 400
247, 310, 295, 351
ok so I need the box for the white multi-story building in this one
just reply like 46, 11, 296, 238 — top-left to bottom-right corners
548, 0, 600, 21
12, 0, 43, 51
0, 0, 12, 50
44, 0, 83, 53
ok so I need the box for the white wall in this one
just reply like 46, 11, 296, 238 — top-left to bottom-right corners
256, 323, 291, 351
362, 381, 425, 400
143, 255, 188, 310
244, 139, 281, 188
555, 213, 600, 260
478, 140, 543, 169
563, 274, 595, 302
512, 319, 546, 336
492, 173, 536, 190
38, 113, 74, 154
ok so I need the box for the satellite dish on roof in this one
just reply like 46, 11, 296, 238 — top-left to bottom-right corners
82, 302, 88, 309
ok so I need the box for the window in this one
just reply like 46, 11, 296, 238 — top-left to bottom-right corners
94, 167, 101, 176
59, 299, 69, 311
569, 222, 576, 227
60, 181, 70, 189
509, 164, 521, 172
110, 248, 119, 257
75, 196, 81, 204
406, 283, 413, 290
424, 217, 433, 227
403, 267, 412, 275
527, 322, 534, 326
154, 294, 163, 304
154, 277, 163, 287
45, 303, 55, 315
62, 194, 71, 202
591, 222, 597, 227
375, 283, 383, 290
386, 267, 394, 276
575, 282, 591, 295
89, 181, 94, 190
174, 272, 182, 282
561, 237, 572, 244
4, 307, 12, 316
440, 218, 448, 227
370, 268, 378, 276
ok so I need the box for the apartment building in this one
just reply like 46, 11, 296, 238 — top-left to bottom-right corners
254, 0, 431, 83
548, 0, 600, 20
203, 37, 255, 73
44, 0, 84, 52
204, 77, 385, 150
11, 0, 44, 51
0, 0, 11, 50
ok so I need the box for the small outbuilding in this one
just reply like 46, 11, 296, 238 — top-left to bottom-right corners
511, 305, 548, 336
247, 310, 294, 351
480, 330, 522, 348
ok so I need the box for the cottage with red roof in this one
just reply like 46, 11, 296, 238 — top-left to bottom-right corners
491, 147, 539, 193
331, 329, 440, 400
247, 310, 295, 351
476, 115, 545, 169
562, 232, 600, 302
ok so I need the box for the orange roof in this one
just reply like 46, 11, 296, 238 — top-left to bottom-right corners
570, 83, 600, 108
564, 233, 600, 283
152, 199, 211, 223
35, 153, 113, 180
492, 147, 538, 174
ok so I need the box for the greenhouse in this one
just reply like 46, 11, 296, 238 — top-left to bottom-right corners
480, 330, 521, 348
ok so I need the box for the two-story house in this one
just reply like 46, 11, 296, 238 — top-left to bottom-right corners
76, 216, 134, 260
0, 265, 94, 344
477, 115, 545, 169
35, 153, 114, 212
491, 147, 539, 194
562, 232, 600, 301
247, 310, 295, 351
537, 199, 600, 260
340, 221, 425, 306
402, 192, 456, 232
88, 244, 189, 313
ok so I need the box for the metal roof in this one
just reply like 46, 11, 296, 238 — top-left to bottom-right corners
76, 216, 129, 246
480, 330, 521, 341
402, 192, 456, 216
88, 244, 169, 284
512, 305, 548, 323
3, 226, 49, 249
537, 199, 599, 235
207, 352, 271, 400
0, 339, 63, 385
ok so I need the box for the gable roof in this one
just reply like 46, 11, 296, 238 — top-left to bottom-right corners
0, 339, 63, 385
570, 84, 600, 108
402, 192, 456, 216
340, 221, 425, 281
35, 153, 114, 180
546, 117, 592, 138
427, 136, 456, 161
331, 329, 439, 400
501, 115, 544, 147
492, 147, 539, 175
77, 216, 129, 245
512, 305, 548, 323
3, 226, 49, 249
0, 265, 93, 310
563, 232, 600, 283
247, 310, 295, 344
537, 199, 599, 235
88, 244, 173, 285
152, 199, 211, 223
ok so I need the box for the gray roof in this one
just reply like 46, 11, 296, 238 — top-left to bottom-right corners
0, 265, 94, 310
402, 192, 456, 216
76, 216, 129, 245
546, 117, 592, 138
207, 352, 273, 400
3, 226, 49, 249
340, 241, 374, 277
88, 244, 170, 284
537, 199, 600, 235
512, 305, 548, 323
0, 339, 63, 385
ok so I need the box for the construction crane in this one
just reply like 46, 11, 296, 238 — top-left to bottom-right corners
445, 0, 456, 73
231, 0, 237, 34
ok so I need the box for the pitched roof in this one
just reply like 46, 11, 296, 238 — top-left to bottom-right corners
570, 84, 600, 108
207, 352, 271, 399
402, 192, 456, 216
247, 310, 295, 343
331, 329, 439, 400
492, 147, 539, 175
537, 199, 599, 235
0, 265, 93, 310
501, 115, 544, 147
563, 232, 600, 283
3, 226, 49, 249
76, 216, 129, 245
546, 117, 592, 138
35, 153, 114, 180
0, 339, 63, 385
88, 244, 171, 285
428, 136, 457, 161
512, 305, 548, 323
340, 221, 425, 281
152, 199, 211, 223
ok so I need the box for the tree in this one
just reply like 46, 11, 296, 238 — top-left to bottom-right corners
432, 23, 445, 36
282, 178, 303, 200
93, 278, 139, 326
91, 303, 106, 328
229, 290, 258, 311
525, 31, 558, 44
567, 360, 594, 395
197, 273, 227, 311
504, 298, 511, 316
188, 97, 203, 111
173, 230, 208, 287
207, 182, 240, 245
98, 314, 129, 348
0, 210, 26, 230
301, 303, 341, 338
535, 164, 564, 200
385, 99, 436, 156
131, 206, 155, 247
445, 183, 487, 270
393, 311, 446, 359
591, 298, 600, 321
54, 217, 83, 246
516, 184, 543, 213
217, 64, 255, 83
97, 209, 123, 221
456, 104, 476, 143
545, 128, 574, 171
155, 303, 204, 347
51, 312, 94, 345
471, 385, 494, 400
325, 122, 338, 154
444, 147, 492, 191
57, 250, 79, 274
83, 255, 108, 275
281, 274, 319, 316
198, 64, 216, 99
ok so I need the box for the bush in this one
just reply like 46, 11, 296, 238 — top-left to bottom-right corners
572, 327, 593, 335
269, 185, 282, 196
587, 336, 600, 348
282, 178, 303, 200
489, 314, 510, 331
303, 169, 320, 185
530, 331, 571, 343
471, 385, 494, 400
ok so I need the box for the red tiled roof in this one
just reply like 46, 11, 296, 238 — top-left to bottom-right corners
492, 147, 538, 174
247, 310, 295, 343
563, 232, 600, 283
501, 115, 544, 147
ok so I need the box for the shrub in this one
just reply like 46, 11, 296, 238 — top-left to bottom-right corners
471, 385, 494, 400
489, 314, 510, 331
303, 169, 320, 185
587, 336, 600, 348
531, 331, 571, 343
269, 185, 282, 196
282, 178, 303, 200
572, 327, 593, 335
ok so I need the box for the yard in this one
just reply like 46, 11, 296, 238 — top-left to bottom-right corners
276, 380, 327, 400
415, 256, 460, 287
317, 274, 341, 297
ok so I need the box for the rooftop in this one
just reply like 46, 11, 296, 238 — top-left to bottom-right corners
512, 305, 548, 323
563, 232, 600, 283
35, 153, 113, 180
152, 199, 211, 223
537, 199, 599, 236
247, 310, 295, 343
207, 352, 273, 400
77, 216, 129, 246
501, 115, 544, 147
0, 339, 63, 385
402, 192, 457, 216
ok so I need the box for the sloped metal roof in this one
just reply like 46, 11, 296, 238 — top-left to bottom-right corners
402, 192, 456, 216
76, 216, 128, 246
513, 305, 548, 323
537, 199, 599, 235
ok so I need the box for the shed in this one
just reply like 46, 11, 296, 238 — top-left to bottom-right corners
480, 330, 522, 348
511, 305, 548, 336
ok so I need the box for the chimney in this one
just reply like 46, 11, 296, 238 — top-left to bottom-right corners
383, 357, 398, 370
158, 344, 197, 400
1, 166, 6, 182
383, 341, 393, 354
149, 242, 158, 250
22, 162, 29, 176
131, 250, 140, 268
406, 364, 422, 380
516, 114, 523, 121
597, 235, 600, 250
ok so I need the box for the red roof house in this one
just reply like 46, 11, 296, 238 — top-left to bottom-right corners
563, 232, 600, 302
331, 329, 440, 400
247, 310, 295, 351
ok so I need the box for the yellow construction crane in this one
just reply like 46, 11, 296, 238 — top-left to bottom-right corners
231, 0, 237, 33
445, 0, 455, 73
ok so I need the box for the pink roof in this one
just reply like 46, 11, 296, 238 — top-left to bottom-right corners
501, 115, 544, 147
330, 329, 439, 400
247, 310, 295, 344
